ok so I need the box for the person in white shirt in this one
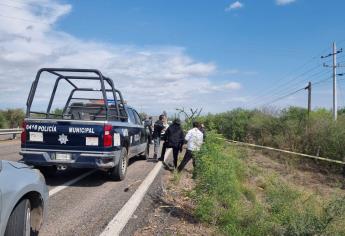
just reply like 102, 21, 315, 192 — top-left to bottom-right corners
177, 121, 204, 172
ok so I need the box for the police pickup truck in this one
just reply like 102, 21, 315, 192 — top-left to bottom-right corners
20, 68, 149, 180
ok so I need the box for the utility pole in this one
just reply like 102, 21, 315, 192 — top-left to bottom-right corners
333, 42, 337, 121
322, 42, 343, 121
305, 81, 311, 117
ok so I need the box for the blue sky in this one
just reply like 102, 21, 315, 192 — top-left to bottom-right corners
56, 0, 345, 73
1, 0, 345, 114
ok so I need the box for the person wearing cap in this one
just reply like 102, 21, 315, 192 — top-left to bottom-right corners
159, 118, 184, 169
177, 121, 203, 172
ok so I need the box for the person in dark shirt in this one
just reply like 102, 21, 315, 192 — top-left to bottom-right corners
152, 115, 165, 159
159, 118, 184, 168
144, 116, 153, 144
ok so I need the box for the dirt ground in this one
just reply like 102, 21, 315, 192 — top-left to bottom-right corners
133, 159, 216, 236
244, 148, 345, 198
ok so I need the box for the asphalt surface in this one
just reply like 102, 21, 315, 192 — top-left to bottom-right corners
0, 140, 168, 236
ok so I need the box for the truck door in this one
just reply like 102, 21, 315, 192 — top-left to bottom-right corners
127, 108, 142, 157
132, 109, 147, 154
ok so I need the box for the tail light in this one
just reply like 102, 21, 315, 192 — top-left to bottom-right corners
21, 121, 27, 144
103, 124, 113, 147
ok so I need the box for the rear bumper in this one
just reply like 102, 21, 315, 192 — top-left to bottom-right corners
20, 148, 121, 169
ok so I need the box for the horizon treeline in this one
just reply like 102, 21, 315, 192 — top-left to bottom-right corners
199, 106, 345, 162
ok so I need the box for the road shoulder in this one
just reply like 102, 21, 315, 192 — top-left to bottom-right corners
124, 158, 216, 236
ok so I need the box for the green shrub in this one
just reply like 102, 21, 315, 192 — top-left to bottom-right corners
200, 106, 345, 161
2, 109, 25, 128
192, 133, 345, 235
0, 112, 6, 128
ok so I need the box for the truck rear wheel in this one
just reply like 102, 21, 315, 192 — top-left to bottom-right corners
109, 148, 128, 181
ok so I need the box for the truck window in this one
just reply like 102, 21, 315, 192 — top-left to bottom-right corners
133, 110, 143, 125
127, 108, 136, 124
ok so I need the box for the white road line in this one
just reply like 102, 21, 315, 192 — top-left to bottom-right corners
100, 149, 172, 236
49, 170, 96, 197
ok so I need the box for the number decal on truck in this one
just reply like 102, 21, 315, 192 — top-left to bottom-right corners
26, 124, 57, 132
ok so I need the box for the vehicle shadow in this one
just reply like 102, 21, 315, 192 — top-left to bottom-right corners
44, 154, 152, 188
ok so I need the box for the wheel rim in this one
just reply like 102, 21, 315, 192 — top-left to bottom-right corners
121, 155, 127, 174
25, 207, 31, 236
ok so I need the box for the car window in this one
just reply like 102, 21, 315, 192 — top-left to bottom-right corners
133, 110, 143, 125
127, 108, 136, 124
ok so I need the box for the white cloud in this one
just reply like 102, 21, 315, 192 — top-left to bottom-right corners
224, 82, 241, 90
276, 0, 296, 6
0, 0, 243, 114
225, 1, 244, 11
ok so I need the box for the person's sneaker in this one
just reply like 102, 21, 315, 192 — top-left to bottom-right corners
157, 157, 164, 162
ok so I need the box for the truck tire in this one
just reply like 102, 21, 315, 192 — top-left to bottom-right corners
109, 148, 128, 181
5, 199, 34, 236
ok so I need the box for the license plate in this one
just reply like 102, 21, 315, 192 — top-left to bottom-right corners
29, 132, 43, 142
86, 137, 99, 146
55, 153, 71, 161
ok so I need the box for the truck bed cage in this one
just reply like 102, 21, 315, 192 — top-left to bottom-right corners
26, 68, 128, 121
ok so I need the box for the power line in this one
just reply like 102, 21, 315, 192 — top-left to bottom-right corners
0, 0, 59, 25
255, 42, 345, 109
248, 47, 333, 103
313, 76, 333, 86
2, 0, 57, 11
250, 62, 321, 102
247, 40, 345, 109
263, 69, 328, 99
260, 87, 305, 107
252, 69, 329, 107
256, 75, 332, 108
0, 13, 51, 25
0, 2, 26, 10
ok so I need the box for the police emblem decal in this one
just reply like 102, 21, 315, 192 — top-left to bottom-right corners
58, 134, 69, 144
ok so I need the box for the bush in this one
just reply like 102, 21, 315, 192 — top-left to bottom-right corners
192, 133, 345, 235
0, 112, 6, 128
200, 106, 345, 161
2, 109, 25, 128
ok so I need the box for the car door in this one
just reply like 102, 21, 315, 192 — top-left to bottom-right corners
126, 108, 142, 157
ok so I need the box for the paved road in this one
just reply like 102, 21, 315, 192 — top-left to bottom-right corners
0, 140, 167, 236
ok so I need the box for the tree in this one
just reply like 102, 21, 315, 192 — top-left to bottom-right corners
139, 112, 148, 120
0, 111, 6, 128
176, 107, 203, 129
4, 109, 25, 128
